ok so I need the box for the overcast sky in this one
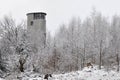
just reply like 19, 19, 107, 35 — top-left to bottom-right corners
0, 0, 120, 35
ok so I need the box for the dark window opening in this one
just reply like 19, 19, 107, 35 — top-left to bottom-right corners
44, 33, 46, 37
34, 13, 45, 19
30, 21, 33, 26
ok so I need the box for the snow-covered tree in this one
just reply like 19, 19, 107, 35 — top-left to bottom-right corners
0, 16, 31, 74
110, 15, 120, 71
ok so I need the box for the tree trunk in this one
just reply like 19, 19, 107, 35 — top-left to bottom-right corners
99, 40, 102, 69
76, 53, 79, 71
83, 42, 86, 68
116, 54, 119, 72
19, 59, 25, 72
80, 58, 83, 70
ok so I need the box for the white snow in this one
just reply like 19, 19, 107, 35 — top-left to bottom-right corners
2, 65, 120, 80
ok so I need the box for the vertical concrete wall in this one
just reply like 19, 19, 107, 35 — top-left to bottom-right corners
27, 12, 46, 52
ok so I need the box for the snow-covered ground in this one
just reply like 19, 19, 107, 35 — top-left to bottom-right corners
3, 66, 120, 80
47, 66, 120, 80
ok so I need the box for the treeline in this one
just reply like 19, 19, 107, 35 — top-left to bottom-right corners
0, 10, 120, 77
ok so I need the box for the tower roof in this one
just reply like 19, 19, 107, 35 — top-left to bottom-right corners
26, 12, 47, 15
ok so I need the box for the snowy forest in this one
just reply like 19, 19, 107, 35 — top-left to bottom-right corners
0, 10, 120, 79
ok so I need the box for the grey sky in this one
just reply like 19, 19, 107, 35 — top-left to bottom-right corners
0, 0, 120, 35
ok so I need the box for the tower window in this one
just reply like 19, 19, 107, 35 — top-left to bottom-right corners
44, 33, 46, 37
30, 21, 33, 26
34, 13, 45, 19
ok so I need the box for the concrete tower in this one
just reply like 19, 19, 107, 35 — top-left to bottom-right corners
27, 12, 47, 51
